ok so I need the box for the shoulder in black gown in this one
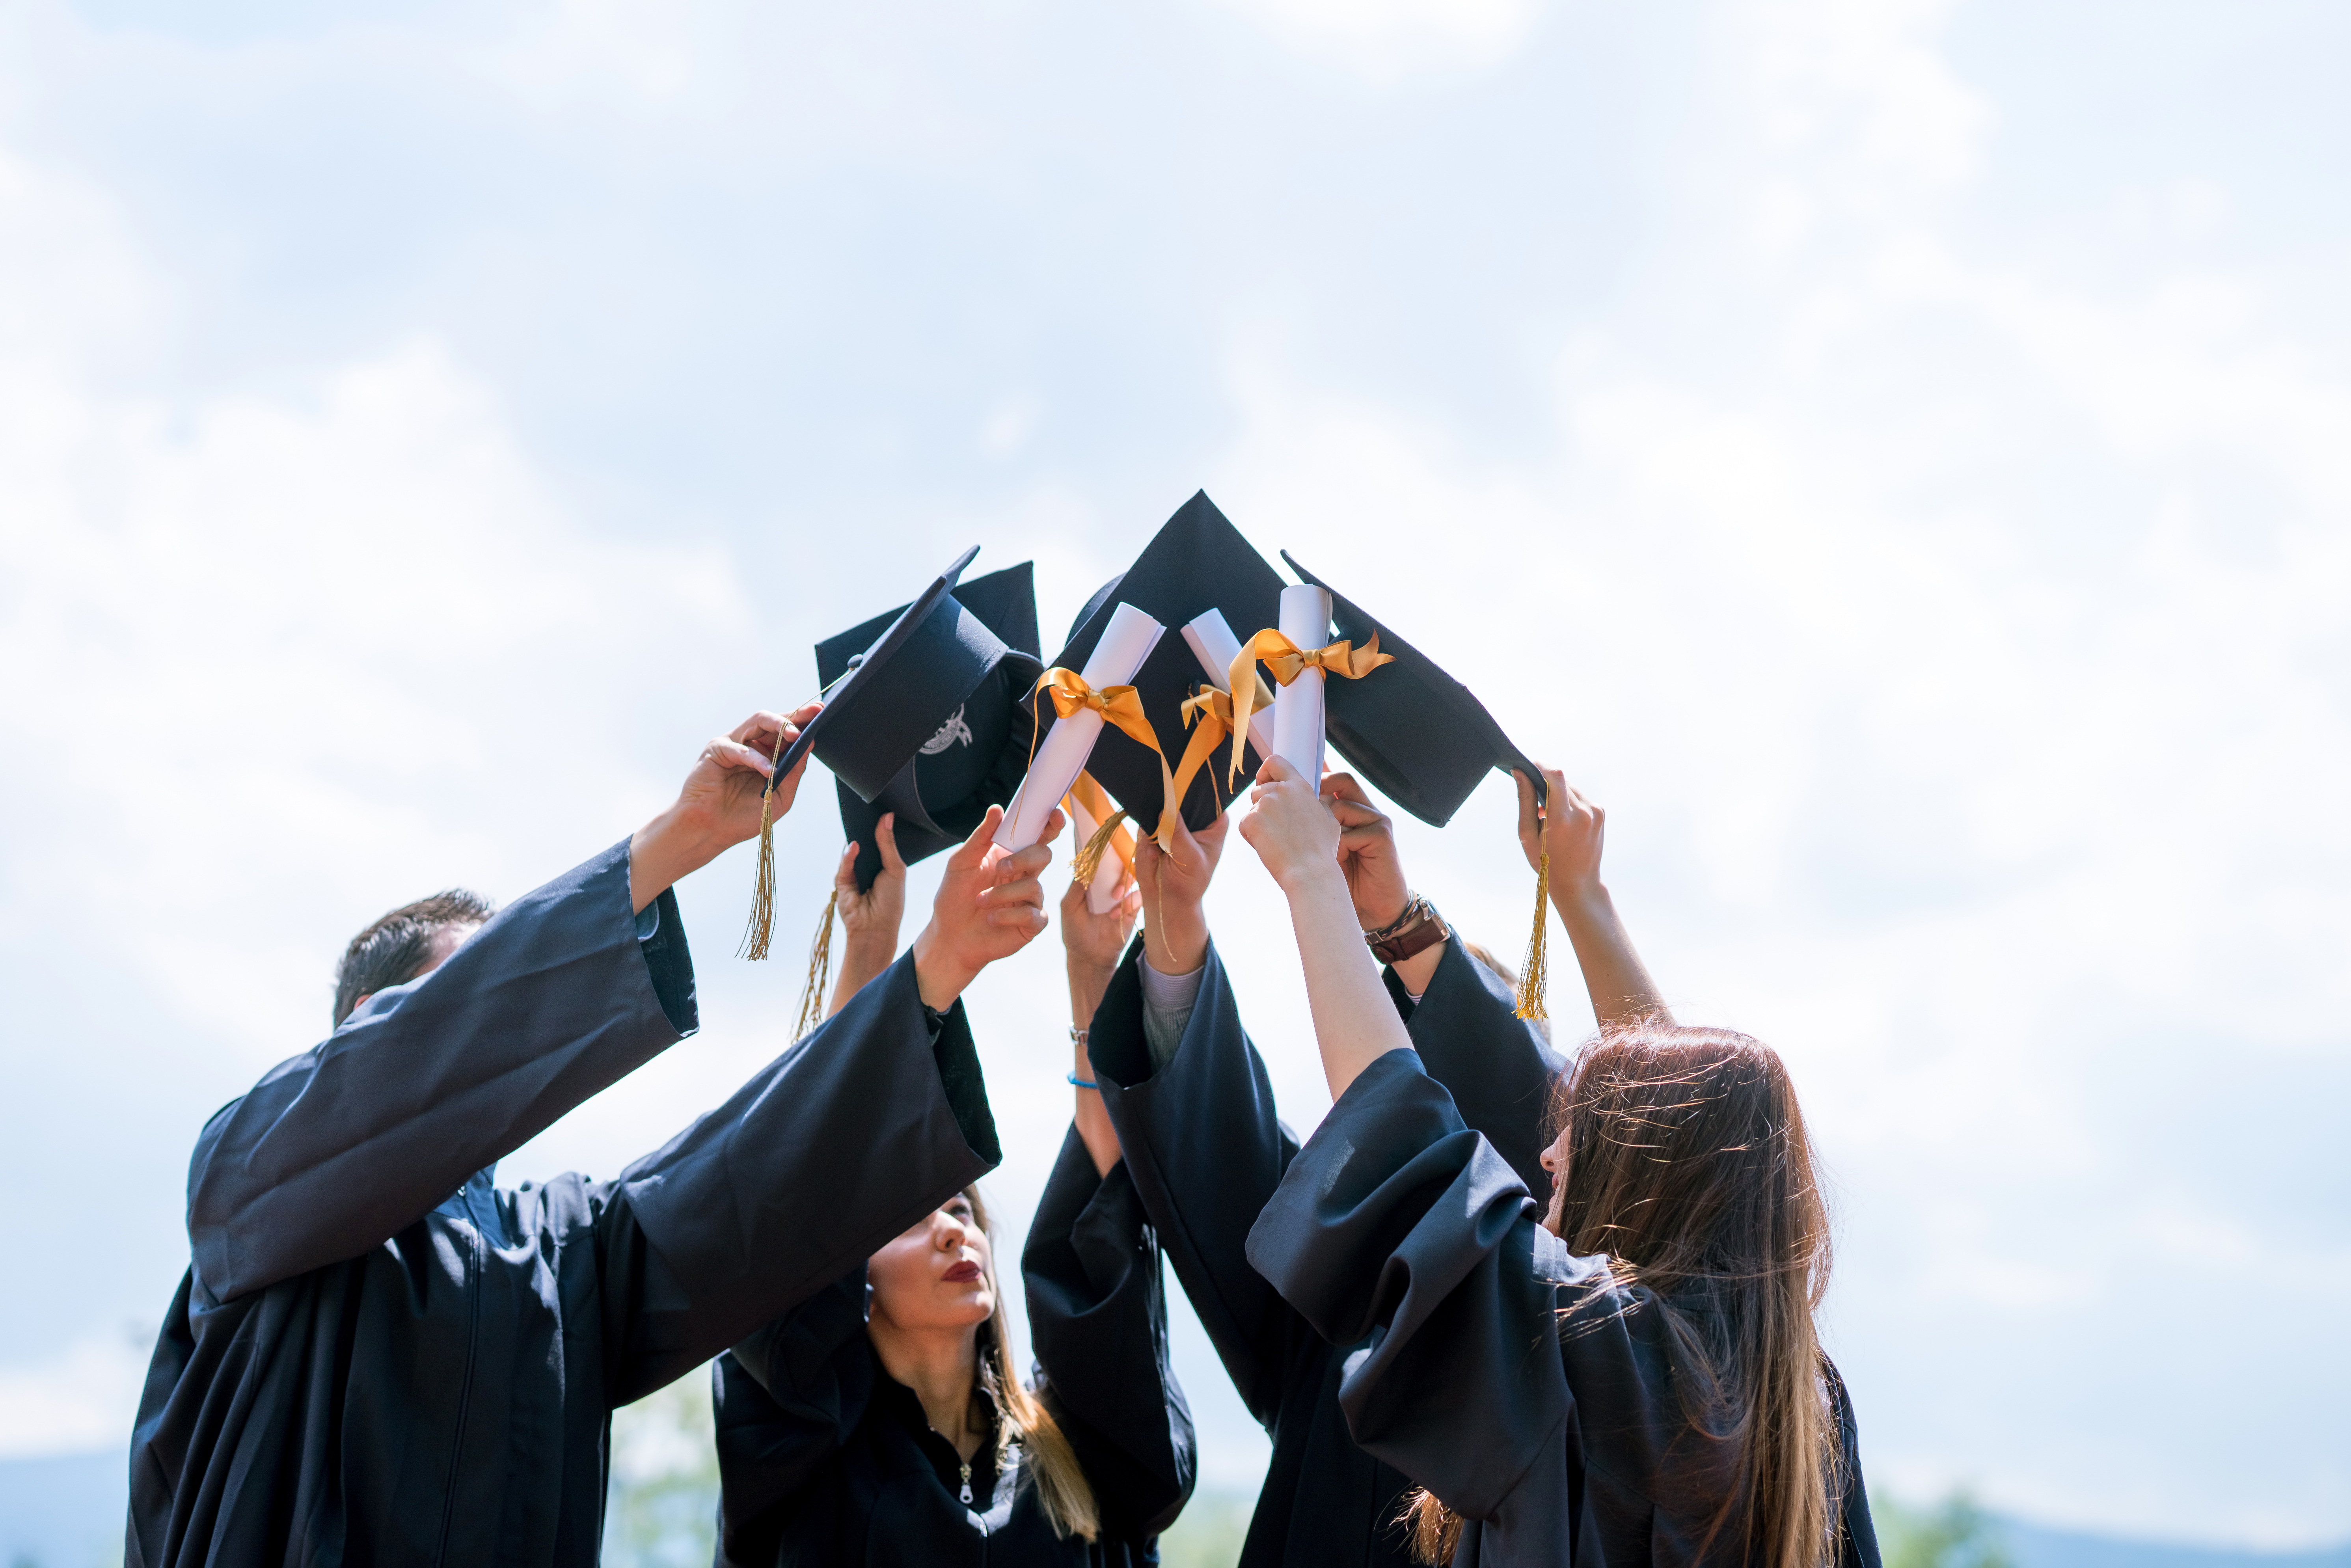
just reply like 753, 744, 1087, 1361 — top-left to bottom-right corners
128, 840, 1002, 1568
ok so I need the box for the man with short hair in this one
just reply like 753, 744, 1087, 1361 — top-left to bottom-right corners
129, 707, 1060, 1568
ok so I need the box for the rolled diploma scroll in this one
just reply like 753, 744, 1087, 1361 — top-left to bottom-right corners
1179, 609, 1278, 763
1062, 791, 1131, 914
995, 601, 1166, 851
1272, 584, 1331, 784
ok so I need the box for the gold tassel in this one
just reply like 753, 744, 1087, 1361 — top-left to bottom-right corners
1515, 845, 1550, 1022
1070, 809, 1128, 890
738, 785, 781, 960
792, 888, 838, 1041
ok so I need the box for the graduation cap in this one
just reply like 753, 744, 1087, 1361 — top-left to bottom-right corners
1276, 550, 1556, 1021
739, 548, 1040, 989
818, 561, 1043, 894
1038, 491, 1287, 838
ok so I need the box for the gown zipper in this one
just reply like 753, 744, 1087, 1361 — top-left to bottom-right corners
959, 1460, 973, 1505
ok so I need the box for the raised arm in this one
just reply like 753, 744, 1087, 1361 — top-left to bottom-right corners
1022, 1129, 1196, 1540
1084, 810, 1304, 1424
1328, 771, 1563, 1195
187, 707, 818, 1303
709, 1272, 878, 1568
605, 805, 1062, 1395
1237, 757, 1411, 1102
823, 812, 908, 1020
1517, 767, 1670, 1028
1062, 871, 1142, 1179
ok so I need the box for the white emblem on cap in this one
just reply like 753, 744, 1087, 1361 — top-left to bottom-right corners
920, 705, 973, 755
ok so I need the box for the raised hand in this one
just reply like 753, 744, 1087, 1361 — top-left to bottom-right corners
1513, 765, 1669, 1027
1060, 870, 1140, 979
910, 804, 1065, 1010
1240, 755, 1408, 1099
1134, 811, 1229, 973
1239, 756, 1342, 897
630, 703, 823, 912
1324, 772, 1409, 931
823, 813, 910, 1020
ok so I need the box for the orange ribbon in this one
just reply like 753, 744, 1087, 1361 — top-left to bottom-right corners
1172, 689, 1243, 812
1223, 629, 1394, 786
1030, 668, 1182, 851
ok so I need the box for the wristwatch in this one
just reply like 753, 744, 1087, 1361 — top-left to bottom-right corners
1364, 894, 1448, 966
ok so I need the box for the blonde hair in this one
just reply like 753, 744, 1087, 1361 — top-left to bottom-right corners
963, 1186, 1100, 1541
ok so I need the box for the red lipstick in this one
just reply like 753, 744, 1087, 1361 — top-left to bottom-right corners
943, 1260, 982, 1284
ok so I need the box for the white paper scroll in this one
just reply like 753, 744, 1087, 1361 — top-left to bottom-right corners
995, 602, 1166, 851
1272, 584, 1331, 783
1062, 790, 1132, 913
1179, 609, 1277, 764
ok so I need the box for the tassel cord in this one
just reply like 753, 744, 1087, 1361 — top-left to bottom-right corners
791, 889, 839, 1041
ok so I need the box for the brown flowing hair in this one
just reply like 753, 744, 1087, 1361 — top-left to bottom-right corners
1405, 1022, 1840, 1567
961, 1186, 1101, 1542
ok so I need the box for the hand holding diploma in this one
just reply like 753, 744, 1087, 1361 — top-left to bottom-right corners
997, 602, 1167, 852
912, 803, 1066, 1010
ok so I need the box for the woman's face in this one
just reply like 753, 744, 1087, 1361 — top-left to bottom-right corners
1538, 1126, 1570, 1237
867, 1191, 995, 1332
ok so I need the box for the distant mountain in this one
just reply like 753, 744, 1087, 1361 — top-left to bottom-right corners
2005, 1517, 2351, 1568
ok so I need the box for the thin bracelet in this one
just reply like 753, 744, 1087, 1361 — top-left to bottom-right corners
1069, 1024, 1089, 1045
1067, 1071, 1099, 1089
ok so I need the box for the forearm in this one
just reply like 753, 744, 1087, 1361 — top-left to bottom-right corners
1283, 868, 1413, 1100
1554, 881, 1669, 1026
629, 803, 731, 914
1069, 954, 1123, 1177
827, 933, 898, 1019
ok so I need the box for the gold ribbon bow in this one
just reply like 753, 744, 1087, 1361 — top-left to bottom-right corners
1029, 668, 1182, 852
1172, 688, 1242, 810
1223, 629, 1393, 786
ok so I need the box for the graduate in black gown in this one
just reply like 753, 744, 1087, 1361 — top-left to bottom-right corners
711, 817, 1195, 1566
1233, 758, 1883, 1568
129, 708, 1069, 1568
1067, 765, 1602, 1568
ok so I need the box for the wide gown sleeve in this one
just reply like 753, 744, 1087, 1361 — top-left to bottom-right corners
1395, 939, 1565, 1197
1086, 938, 1300, 1425
709, 1272, 876, 1568
186, 840, 694, 1302
1241, 1050, 1581, 1520
1021, 1126, 1197, 1540
602, 950, 1002, 1397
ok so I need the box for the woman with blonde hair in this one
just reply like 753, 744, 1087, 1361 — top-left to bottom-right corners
1235, 760, 1882, 1568
710, 816, 1194, 1566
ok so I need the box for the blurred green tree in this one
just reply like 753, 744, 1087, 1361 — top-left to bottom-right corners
1876, 1489, 2015, 1568
603, 1374, 722, 1568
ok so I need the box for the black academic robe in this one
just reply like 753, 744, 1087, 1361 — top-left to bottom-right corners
1244, 1050, 1883, 1568
711, 1125, 1194, 1566
1083, 937, 1559, 1568
127, 840, 1001, 1568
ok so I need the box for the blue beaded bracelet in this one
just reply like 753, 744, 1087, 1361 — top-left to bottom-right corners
1067, 1072, 1099, 1089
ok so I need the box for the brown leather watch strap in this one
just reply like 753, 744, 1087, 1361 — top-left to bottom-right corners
1367, 895, 1449, 966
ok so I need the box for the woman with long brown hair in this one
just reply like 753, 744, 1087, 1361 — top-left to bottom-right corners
1235, 759, 1882, 1567
709, 816, 1194, 1566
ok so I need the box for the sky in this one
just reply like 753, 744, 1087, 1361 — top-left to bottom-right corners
0, 0, 2347, 1550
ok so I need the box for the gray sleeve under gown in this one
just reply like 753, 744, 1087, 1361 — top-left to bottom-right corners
1080, 935, 1559, 1568
1243, 1049, 1883, 1568
126, 838, 1002, 1568
707, 1126, 1196, 1566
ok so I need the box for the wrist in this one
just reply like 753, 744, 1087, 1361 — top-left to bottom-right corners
628, 805, 727, 913
1147, 901, 1209, 975
1354, 890, 1411, 932
909, 922, 978, 1011
1551, 876, 1611, 924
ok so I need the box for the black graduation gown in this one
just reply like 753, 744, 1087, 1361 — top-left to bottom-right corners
1243, 1050, 1883, 1568
1083, 937, 1560, 1568
127, 840, 1002, 1568
710, 1125, 1195, 1566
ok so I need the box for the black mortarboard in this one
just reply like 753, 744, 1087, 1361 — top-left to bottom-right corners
1280, 550, 1546, 826
814, 560, 1043, 891
1041, 491, 1286, 834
